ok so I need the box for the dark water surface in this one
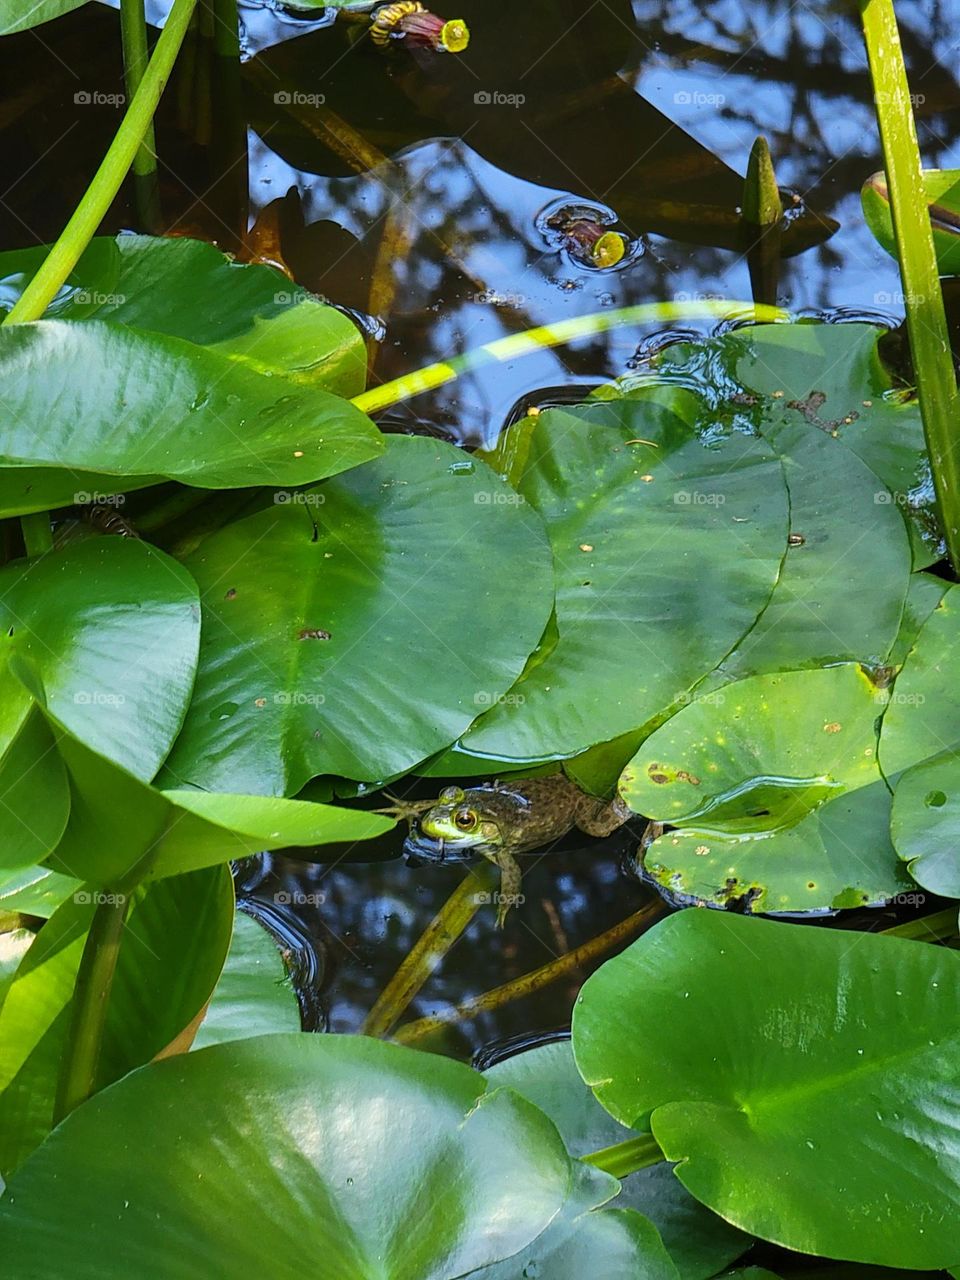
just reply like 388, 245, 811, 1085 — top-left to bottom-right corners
3, 0, 957, 1055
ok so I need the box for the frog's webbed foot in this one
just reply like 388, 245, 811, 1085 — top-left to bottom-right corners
371, 792, 436, 824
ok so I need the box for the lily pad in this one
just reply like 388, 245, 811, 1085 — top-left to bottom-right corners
0, 234, 366, 397
573, 909, 960, 1268
486, 1040, 749, 1280
621, 664, 913, 913
162, 436, 554, 793
0, 1035, 574, 1278
0, 864, 234, 1177
459, 398, 787, 765
863, 169, 960, 276
652, 322, 940, 568
0, 0, 86, 32
880, 583, 960, 777
192, 911, 301, 1049
890, 750, 960, 898
0, 538, 200, 782
0, 866, 79, 919
0, 316, 381, 514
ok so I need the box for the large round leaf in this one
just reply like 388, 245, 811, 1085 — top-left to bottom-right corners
0, 864, 233, 1177
0, 234, 365, 397
464, 1163, 678, 1280
0, 0, 85, 32
485, 1040, 748, 1280
0, 538, 201, 781
621, 664, 912, 913
881, 583, 960, 777
192, 910, 301, 1049
163, 436, 554, 792
0, 1035, 574, 1278
890, 750, 960, 897
0, 318, 381, 514
459, 398, 787, 765
653, 322, 939, 567
573, 909, 960, 1268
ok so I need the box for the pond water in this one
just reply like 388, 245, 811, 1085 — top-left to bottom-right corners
3, 0, 957, 1058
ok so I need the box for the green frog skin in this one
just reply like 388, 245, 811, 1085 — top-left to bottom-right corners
401, 773, 632, 927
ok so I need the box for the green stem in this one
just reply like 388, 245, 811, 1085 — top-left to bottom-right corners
53, 889, 130, 1123
120, 0, 163, 234
3, 0, 199, 328
351, 299, 789, 416
860, 0, 960, 573
581, 1133, 666, 1178
362, 862, 498, 1039
20, 511, 53, 557
881, 906, 958, 942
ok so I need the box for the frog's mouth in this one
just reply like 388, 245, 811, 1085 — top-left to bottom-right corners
402, 828, 494, 866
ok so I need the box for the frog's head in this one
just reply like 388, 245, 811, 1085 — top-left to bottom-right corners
403, 786, 504, 863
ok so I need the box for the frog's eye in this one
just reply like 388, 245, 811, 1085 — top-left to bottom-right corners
439, 786, 465, 804
454, 807, 477, 831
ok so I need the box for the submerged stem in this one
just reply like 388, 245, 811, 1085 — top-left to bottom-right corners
54, 890, 131, 1123
352, 299, 789, 416
394, 900, 664, 1046
362, 862, 498, 1039
860, 0, 960, 572
581, 1133, 666, 1178
3, 0, 199, 326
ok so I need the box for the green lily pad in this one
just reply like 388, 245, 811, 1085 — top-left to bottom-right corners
0, 0, 85, 32
863, 169, 960, 276
651, 322, 940, 568
889, 572, 948, 667
0, 234, 365, 397
192, 910, 301, 1049
573, 909, 960, 1268
0, 538, 200, 782
0, 866, 79, 919
162, 436, 554, 792
0, 864, 233, 1177
486, 1040, 749, 1280
880, 583, 960, 777
0, 1035, 574, 1278
8, 669, 393, 886
0, 315, 381, 514
459, 398, 787, 765
465, 1163, 678, 1280
621, 664, 912, 913
890, 750, 960, 898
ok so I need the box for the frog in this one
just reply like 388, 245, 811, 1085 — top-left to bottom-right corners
384, 773, 636, 927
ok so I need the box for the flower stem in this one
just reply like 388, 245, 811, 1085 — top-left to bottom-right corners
581, 1133, 666, 1178
53, 890, 131, 1123
860, 0, 960, 572
3, 0, 199, 327
120, 0, 163, 234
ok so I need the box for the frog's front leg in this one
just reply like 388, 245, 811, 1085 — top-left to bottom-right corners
575, 792, 632, 838
477, 847, 523, 928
